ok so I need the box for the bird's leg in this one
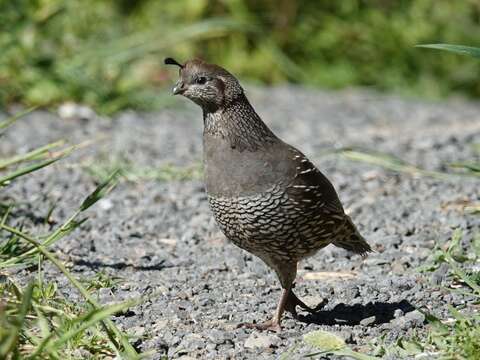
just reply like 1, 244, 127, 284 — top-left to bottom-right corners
239, 287, 290, 332
285, 288, 328, 319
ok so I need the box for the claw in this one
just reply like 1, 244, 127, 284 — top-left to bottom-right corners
236, 287, 327, 331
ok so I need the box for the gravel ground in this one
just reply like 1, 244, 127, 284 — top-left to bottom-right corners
2, 86, 480, 359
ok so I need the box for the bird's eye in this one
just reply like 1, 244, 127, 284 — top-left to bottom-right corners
195, 76, 207, 85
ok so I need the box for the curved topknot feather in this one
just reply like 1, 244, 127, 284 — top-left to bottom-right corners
164, 57, 184, 68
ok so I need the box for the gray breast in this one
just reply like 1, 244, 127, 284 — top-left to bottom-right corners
203, 135, 294, 198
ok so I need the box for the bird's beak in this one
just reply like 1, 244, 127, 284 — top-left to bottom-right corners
172, 80, 185, 95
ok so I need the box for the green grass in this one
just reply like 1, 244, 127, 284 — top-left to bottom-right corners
2, 1, 480, 113
81, 271, 123, 292
0, 278, 137, 358
0, 111, 143, 358
334, 148, 480, 179
417, 44, 480, 59
84, 157, 203, 183
379, 230, 480, 359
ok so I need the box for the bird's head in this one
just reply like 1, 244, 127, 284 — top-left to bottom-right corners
164, 57, 244, 111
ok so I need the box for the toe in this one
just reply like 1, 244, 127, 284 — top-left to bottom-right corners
238, 320, 282, 332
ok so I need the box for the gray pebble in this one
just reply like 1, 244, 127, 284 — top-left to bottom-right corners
360, 316, 376, 326
4, 87, 480, 359
244, 333, 278, 349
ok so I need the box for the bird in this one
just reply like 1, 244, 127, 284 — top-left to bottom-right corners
164, 57, 372, 332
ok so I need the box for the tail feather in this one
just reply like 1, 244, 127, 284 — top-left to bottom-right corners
332, 217, 372, 256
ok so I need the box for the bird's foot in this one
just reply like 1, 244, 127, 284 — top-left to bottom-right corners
285, 290, 328, 319
237, 319, 281, 333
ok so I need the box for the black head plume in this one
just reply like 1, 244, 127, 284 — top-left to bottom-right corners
164, 57, 184, 68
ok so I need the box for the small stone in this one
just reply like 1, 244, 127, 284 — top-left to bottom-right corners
153, 320, 168, 330
390, 316, 408, 330
302, 295, 326, 309
244, 333, 277, 349
205, 343, 216, 351
72, 349, 92, 358
58, 102, 96, 120
178, 334, 205, 351
159, 238, 177, 247
405, 310, 425, 326
129, 326, 145, 337
360, 315, 376, 326
391, 260, 405, 274
98, 198, 114, 211
207, 329, 227, 345
394, 309, 404, 318
237, 272, 257, 279
98, 288, 113, 301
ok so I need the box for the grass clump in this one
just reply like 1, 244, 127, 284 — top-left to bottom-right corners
0, 278, 137, 358
380, 230, 480, 359
0, 111, 142, 358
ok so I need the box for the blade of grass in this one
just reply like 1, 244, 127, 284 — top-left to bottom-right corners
0, 210, 81, 268
0, 140, 81, 186
448, 162, 480, 175
1, 137, 96, 175
0, 156, 65, 186
416, 44, 480, 59
85, 158, 202, 183
337, 149, 444, 178
444, 253, 480, 295
80, 169, 119, 211
0, 282, 34, 358
0, 140, 65, 170
337, 148, 474, 179
0, 107, 37, 134
54, 300, 137, 349
443, 230, 480, 295
1, 170, 118, 267
4, 294, 72, 317
0, 205, 11, 226
34, 306, 52, 348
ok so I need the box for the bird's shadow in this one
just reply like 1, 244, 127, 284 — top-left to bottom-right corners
299, 299, 415, 326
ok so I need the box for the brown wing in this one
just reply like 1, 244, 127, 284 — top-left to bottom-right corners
285, 147, 345, 216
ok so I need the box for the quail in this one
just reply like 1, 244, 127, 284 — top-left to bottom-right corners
165, 57, 372, 332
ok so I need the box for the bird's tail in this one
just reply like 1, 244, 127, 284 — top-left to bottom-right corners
333, 216, 372, 256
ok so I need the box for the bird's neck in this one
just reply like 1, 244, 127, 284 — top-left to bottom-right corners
203, 94, 277, 151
